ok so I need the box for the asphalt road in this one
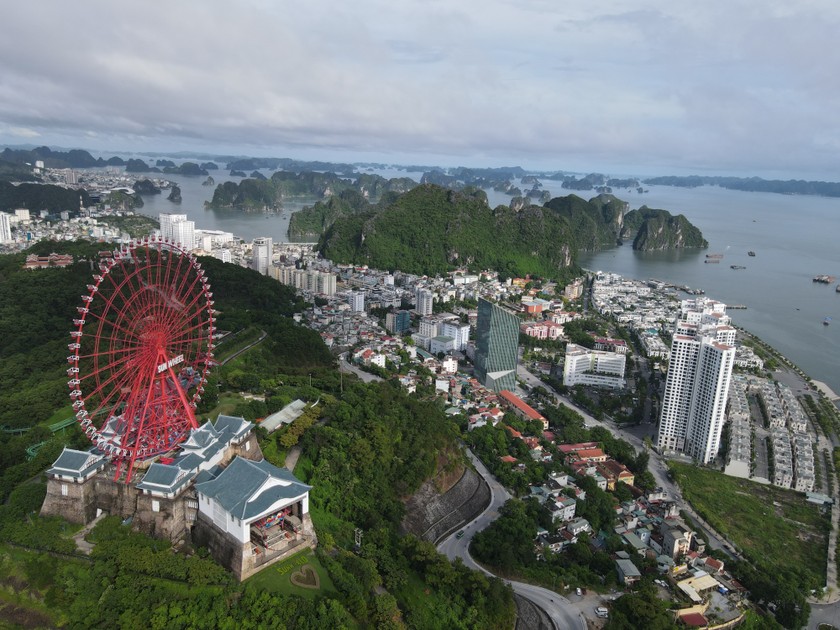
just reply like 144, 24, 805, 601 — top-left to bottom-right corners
515, 365, 738, 558
437, 451, 587, 630
338, 356, 383, 383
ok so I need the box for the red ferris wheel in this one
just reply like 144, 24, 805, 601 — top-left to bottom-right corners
67, 236, 216, 481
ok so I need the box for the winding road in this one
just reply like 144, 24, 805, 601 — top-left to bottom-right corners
437, 451, 587, 630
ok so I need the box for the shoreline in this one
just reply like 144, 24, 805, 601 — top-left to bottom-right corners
812, 380, 840, 401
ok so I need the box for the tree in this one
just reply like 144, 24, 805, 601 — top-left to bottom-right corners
606, 588, 674, 630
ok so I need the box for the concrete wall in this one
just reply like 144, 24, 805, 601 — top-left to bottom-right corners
40, 476, 99, 524
192, 510, 317, 581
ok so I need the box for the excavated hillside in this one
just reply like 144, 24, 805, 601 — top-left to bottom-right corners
401, 448, 491, 543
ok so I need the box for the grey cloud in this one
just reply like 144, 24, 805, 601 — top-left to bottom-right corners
0, 0, 838, 176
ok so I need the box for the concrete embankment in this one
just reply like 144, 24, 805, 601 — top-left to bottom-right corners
401, 466, 491, 544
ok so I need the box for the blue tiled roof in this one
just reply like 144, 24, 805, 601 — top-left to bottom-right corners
195, 457, 310, 521
136, 462, 192, 494
47, 447, 106, 479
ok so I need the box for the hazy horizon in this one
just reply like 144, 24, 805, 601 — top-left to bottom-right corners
3, 1, 839, 180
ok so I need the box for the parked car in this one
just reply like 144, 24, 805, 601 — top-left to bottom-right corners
595, 607, 609, 619
575, 587, 582, 596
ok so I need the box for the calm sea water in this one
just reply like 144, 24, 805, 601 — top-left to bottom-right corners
575, 185, 840, 395
133, 169, 839, 393
135, 167, 424, 243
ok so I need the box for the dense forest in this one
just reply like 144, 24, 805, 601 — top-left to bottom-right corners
0, 159, 40, 183
0, 181, 89, 212
315, 185, 703, 280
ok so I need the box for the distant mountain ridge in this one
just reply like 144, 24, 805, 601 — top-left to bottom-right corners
208, 171, 416, 212
643, 174, 840, 196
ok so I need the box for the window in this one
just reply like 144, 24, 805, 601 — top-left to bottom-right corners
61, 484, 68, 496
152, 500, 160, 513
245, 441, 250, 452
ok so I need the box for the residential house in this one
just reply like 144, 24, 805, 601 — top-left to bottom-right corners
616, 558, 642, 585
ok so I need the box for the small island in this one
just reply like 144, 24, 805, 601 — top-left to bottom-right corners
167, 184, 182, 203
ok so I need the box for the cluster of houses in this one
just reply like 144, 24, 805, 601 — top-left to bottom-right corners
724, 374, 816, 493
530, 467, 747, 626
558, 442, 635, 490
590, 272, 683, 362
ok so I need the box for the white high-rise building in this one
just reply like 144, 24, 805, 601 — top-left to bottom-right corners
348, 290, 365, 312
656, 298, 736, 464
0, 212, 12, 243
415, 288, 433, 316
251, 237, 273, 275
419, 317, 440, 339
563, 344, 626, 388
159, 213, 195, 249
316, 272, 337, 296
440, 321, 471, 352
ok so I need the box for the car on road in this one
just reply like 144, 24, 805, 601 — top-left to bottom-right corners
595, 606, 609, 619
455, 530, 465, 539
575, 587, 582, 596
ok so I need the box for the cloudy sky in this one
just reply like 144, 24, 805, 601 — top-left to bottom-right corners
1, 1, 838, 177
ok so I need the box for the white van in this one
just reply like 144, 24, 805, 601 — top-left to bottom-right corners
595, 607, 609, 619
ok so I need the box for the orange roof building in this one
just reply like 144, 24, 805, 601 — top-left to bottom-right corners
499, 390, 548, 430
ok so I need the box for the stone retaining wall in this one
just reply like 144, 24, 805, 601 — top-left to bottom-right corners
401, 466, 491, 544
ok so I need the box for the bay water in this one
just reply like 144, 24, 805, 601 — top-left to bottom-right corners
134, 170, 840, 394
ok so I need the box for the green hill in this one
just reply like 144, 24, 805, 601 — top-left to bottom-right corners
315, 186, 706, 277
622, 205, 708, 250
207, 171, 417, 212
0, 181, 90, 212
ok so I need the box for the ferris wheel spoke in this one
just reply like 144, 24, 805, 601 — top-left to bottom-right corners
165, 318, 212, 347
84, 308, 143, 346
72, 243, 212, 482
81, 358, 139, 405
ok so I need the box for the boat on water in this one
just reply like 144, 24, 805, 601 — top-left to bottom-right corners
748, 251, 756, 257
836, 284, 840, 293
706, 253, 724, 259
730, 265, 746, 270
813, 275, 836, 284
704, 259, 720, 264
824, 317, 832, 326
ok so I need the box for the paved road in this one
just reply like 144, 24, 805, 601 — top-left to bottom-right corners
437, 451, 586, 630
516, 365, 738, 558
220, 330, 267, 365
338, 357, 383, 383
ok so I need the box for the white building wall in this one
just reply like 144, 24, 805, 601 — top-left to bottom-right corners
0, 212, 11, 243
563, 344, 626, 388
416, 288, 433, 315
159, 214, 195, 249
348, 291, 365, 312
251, 237, 272, 275
657, 299, 736, 463
419, 318, 439, 338
441, 321, 470, 351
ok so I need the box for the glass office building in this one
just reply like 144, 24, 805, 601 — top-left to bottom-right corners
474, 298, 519, 392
